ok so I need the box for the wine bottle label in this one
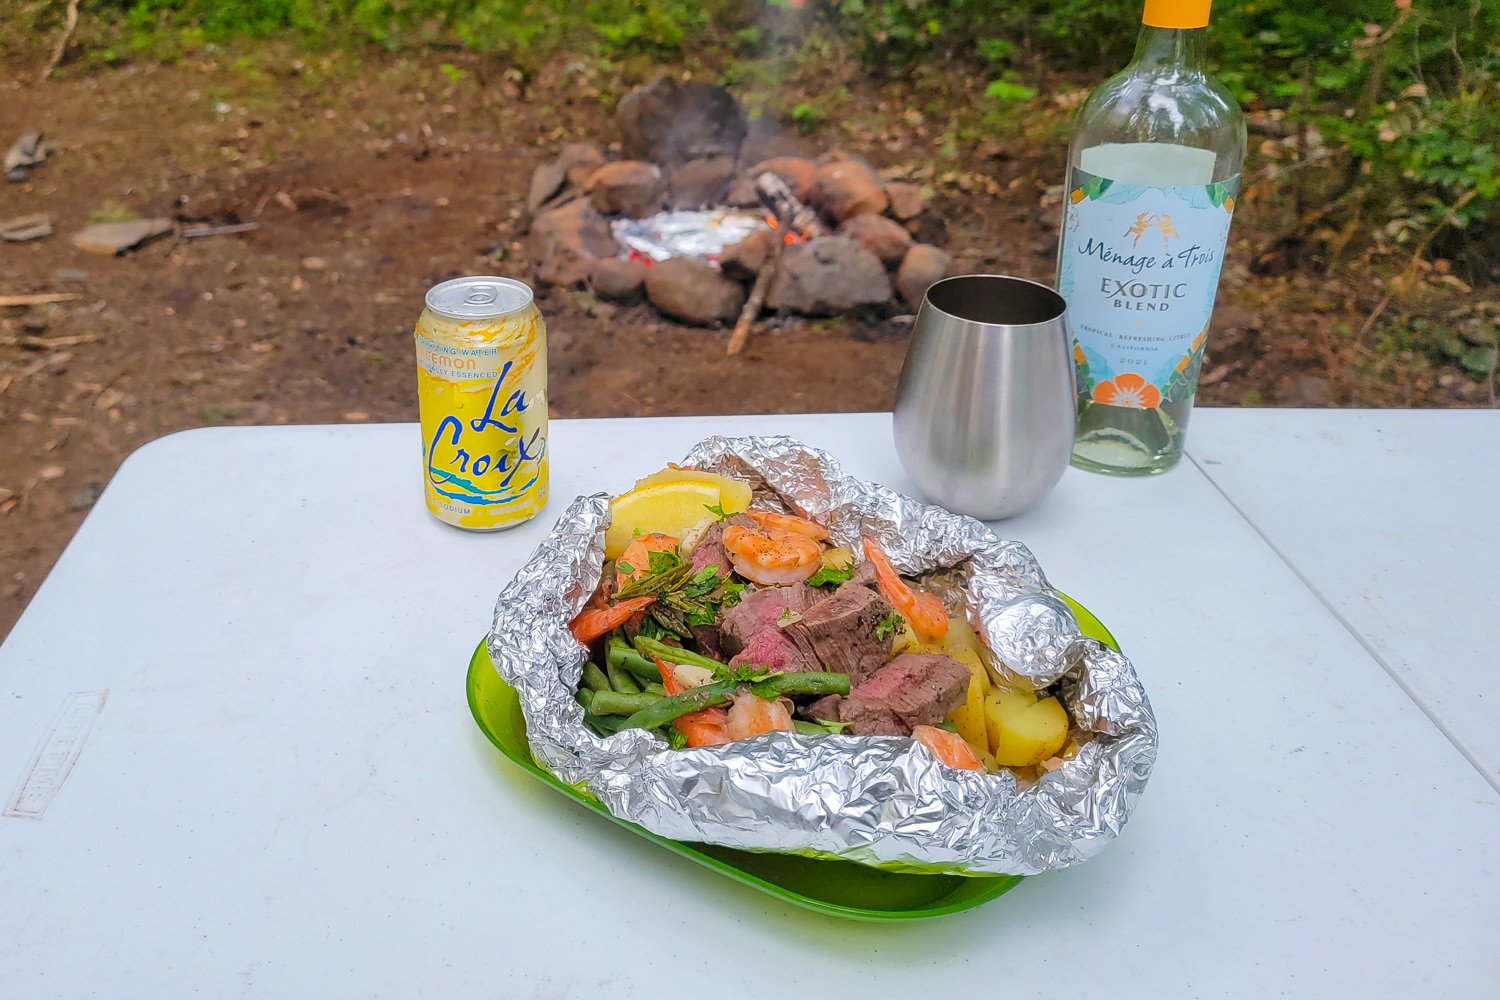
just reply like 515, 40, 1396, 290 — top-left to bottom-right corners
1058, 168, 1238, 409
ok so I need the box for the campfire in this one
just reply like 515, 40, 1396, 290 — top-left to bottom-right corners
526, 76, 952, 353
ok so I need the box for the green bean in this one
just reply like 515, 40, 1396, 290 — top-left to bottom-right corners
580, 661, 611, 693
793, 719, 853, 736
633, 635, 726, 672
607, 660, 641, 694
589, 690, 662, 716
606, 637, 662, 681
621, 680, 738, 731
584, 712, 627, 736
749, 672, 851, 699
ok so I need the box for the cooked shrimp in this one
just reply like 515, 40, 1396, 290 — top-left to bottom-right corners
725, 689, 794, 741
675, 707, 731, 748
656, 658, 730, 747
722, 523, 823, 586
912, 725, 985, 772
861, 536, 949, 641
745, 509, 829, 542
569, 596, 655, 643
615, 532, 679, 587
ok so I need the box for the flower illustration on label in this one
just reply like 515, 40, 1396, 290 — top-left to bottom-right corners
1091, 372, 1161, 409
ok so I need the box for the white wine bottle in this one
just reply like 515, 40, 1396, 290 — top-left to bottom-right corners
1057, 0, 1246, 476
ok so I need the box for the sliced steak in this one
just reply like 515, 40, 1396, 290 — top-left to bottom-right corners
837, 653, 970, 735
837, 699, 908, 737
717, 582, 819, 654
782, 581, 892, 684
847, 559, 879, 590
690, 624, 724, 661
728, 627, 819, 674
803, 694, 843, 722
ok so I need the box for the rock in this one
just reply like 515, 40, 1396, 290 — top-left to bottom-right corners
587, 161, 667, 218
885, 182, 926, 221
895, 244, 952, 308
0, 213, 51, 242
810, 160, 888, 223
526, 142, 606, 218
670, 156, 736, 209
591, 257, 648, 302
720, 229, 776, 282
4, 132, 46, 182
71, 218, 174, 255
645, 257, 746, 326
746, 156, 818, 202
837, 214, 913, 267
767, 237, 891, 315
617, 76, 748, 166
531, 199, 620, 286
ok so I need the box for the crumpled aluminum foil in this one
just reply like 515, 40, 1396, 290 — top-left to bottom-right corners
611, 209, 766, 264
487, 436, 1158, 876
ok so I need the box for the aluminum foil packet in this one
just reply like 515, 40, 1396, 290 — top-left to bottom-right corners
611, 209, 766, 264
487, 436, 1158, 876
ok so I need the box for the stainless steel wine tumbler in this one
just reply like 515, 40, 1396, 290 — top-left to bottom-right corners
893, 274, 1076, 520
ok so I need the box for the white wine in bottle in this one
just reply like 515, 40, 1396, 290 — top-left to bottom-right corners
1057, 0, 1246, 475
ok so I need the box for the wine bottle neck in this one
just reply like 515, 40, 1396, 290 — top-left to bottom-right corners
1130, 26, 1207, 75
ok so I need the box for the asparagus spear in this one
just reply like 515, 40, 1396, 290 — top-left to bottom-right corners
620, 680, 738, 731
589, 690, 663, 716
633, 635, 726, 672
749, 672, 850, 699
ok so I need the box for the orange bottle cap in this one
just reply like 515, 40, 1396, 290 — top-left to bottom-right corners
1143, 0, 1212, 29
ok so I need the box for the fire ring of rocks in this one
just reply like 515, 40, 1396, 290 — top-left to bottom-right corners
526, 77, 952, 339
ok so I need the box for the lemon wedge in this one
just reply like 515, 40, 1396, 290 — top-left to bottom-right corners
605, 480, 733, 559
632, 467, 753, 514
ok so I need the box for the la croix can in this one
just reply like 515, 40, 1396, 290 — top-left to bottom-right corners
415, 276, 548, 531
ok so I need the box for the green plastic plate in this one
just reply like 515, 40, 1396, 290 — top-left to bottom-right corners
466, 593, 1119, 921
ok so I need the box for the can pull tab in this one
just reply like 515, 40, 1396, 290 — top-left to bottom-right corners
465, 285, 499, 307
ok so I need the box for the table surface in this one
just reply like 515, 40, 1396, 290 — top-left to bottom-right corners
2, 410, 1497, 998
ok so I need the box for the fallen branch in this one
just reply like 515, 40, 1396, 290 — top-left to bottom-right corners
181, 222, 261, 239
39, 0, 80, 82
727, 239, 782, 357
0, 332, 98, 350
0, 293, 79, 307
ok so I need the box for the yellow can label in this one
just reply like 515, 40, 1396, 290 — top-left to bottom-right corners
415, 306, 548, 530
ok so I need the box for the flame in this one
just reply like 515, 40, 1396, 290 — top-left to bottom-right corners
765, 213, 806, 245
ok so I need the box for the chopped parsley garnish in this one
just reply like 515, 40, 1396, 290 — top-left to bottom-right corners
638, 616, 679, 642
806, 563, 854, 588
646, 548, 683, 573
714, 664, 774, 684
875, 611, 906, 641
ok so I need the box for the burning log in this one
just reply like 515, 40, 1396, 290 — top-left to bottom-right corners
727, 172, 822, 355
755, 172, 824, 241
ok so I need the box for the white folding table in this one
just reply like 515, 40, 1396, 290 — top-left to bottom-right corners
2, 411, 1496, 998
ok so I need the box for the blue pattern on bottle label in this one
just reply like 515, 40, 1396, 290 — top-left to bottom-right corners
1058, 169, 1238, 409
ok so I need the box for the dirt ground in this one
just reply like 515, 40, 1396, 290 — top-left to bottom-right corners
0, 49, 1493, 641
